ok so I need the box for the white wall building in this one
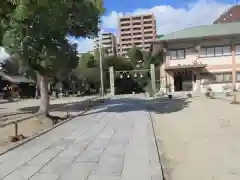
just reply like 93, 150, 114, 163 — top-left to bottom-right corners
151, 22, 240, 93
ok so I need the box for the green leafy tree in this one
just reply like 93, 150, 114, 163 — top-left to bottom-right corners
0, 0, 104, 117
127, 45, 143, 67
125, 44, 164, 94
80, 52, 96, 68
103, 55, 133, 71
94, 47, 108, 61
77, 52, 100, 92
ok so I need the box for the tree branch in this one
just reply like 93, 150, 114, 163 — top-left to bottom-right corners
28, 58, 46, 75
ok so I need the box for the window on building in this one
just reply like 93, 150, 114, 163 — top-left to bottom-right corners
213, 73, 232, 83
169, 50, 177, 59
237, 72, 240, 81
235, 45, 240, 55
223, 73, 232, 82
223, 46, 231, 56
206, 47, 215, 57
200, 46, 231, 57
215, 47, 223, 56
169, 49, 185, 59
178, 50, 185, 59
215, 74, 224, 82
199, 48, 206, 57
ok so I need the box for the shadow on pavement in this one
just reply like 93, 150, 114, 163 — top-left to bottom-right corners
17, 96, 190, 115
17, 99, 97, 113
82, 96, 190, 115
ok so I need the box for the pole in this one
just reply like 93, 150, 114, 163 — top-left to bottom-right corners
150, 64, 156, 96
232, 43, 237, 103
109, 66, 115, 96
99, 31, 104, 98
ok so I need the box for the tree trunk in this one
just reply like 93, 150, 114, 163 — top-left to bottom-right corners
37, 74, 49, 116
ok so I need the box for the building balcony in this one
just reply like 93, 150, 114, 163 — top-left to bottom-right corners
102, 44, 112, 48
132, 20, 141, 24
120, 18, 131, 22
133, 39, 143, 43
132, 28, 142, 33
120, 35, 132, 39
143, 19, 153, 24
122, 45, 132, 49
132, 33, 142, 37
101, 39, 112, 43
120, 22, 131, 27
132, 24, 142, 28
143, 15, 153, 20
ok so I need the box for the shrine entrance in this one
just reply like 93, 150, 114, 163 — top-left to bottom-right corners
109, 64, 156, 96
173, 70, 193, 91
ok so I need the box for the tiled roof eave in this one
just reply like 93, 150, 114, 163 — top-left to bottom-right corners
165, 64, 207, 70
151, 33, 240, 44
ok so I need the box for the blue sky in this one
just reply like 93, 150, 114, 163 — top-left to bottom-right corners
0, 0, 237, 59
104, 0, 193, 12
69, 0, 234, 53
104, 0, 234, 13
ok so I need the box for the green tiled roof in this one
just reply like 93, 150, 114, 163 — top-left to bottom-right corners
158, 22, 240, 41
156, 34, 164, 38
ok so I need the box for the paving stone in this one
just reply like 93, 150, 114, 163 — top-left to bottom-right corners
27, 143, 69, 166
2, 165, 41, 180
59, 162, 96, 180
121, 112, 151, 180
58, 142, 88, 158
87, 174, 121, 180
76, 127, 115, 162
150, 165, 164, 180
0, 163, 20, 179
40, 156, 74, 175
0, 95, 163, 180
29, 173, 59, 180
76, 147, 106, 162
92, 156, 125, 176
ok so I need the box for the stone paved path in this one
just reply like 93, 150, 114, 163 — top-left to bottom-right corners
0, 94, 163, 180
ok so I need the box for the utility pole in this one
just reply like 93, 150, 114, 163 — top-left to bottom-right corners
232, 43, 237, 103
99, 31, 104, 98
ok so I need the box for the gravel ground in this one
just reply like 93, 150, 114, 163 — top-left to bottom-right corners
152, 95, 240, 180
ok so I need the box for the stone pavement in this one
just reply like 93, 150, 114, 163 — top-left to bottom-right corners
0, 94, 163, 180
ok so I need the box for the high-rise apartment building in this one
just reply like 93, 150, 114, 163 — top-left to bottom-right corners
118, 14, 157, 56
94, 32, 117, 56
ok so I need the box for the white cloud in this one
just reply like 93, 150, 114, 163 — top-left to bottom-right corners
101, 0, 231, 35
0, 0, 232, 56
101, 11, 123, 30
73, 0, 231, 53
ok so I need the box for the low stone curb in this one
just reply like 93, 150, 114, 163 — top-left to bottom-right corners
149, 112, 165, 180
0, 96, 103, 156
